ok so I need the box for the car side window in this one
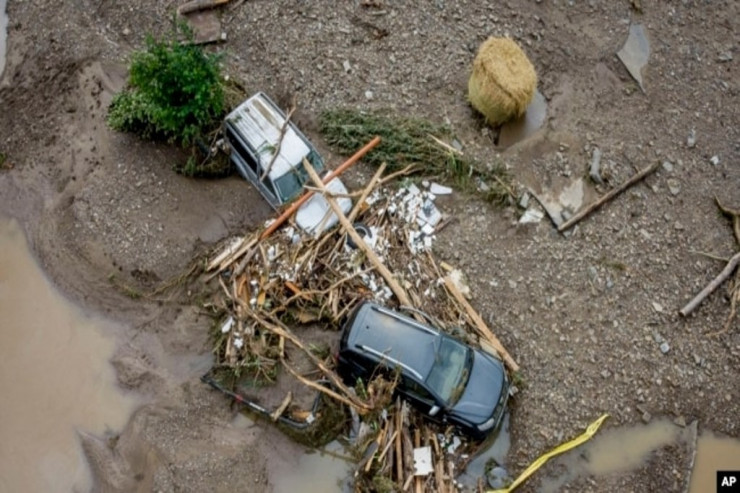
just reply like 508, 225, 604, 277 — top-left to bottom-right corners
403, 377, 434, 402
226, 128, 259, 174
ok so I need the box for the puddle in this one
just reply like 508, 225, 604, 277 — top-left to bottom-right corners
459, 414, 511, 487
498, 90, 547, 148
0, 217, 138, 492
689, 431, 740, 493
539, 419, 680, 493
0, 0, 7, 78
271, 440, 353, 493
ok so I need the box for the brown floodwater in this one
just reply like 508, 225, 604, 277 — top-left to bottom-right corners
498, 89, 547, 148
537, 418, 740, 493
689, 431, 740, 493
0, 218, 137, 492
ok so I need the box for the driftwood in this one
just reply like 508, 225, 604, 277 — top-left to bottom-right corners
302, 157, 414, 308
177, 0, 230, 16
443, 276, 520, 373
680, 252, 740, 317
258, 136, 381, 241
348, 161, 387, 223
558, 161, 660, 232
260, 105, 296, 180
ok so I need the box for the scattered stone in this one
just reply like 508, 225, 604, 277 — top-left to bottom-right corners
674, 416, 687, 427
519, 208, 544, 224
652, 301, 664, 313
674, 222, 684, 231
660, 341, 670, 354
122, 27, 131, 36
667, 178, 681, 195
364, 90, 374, 100
662, 160, 674, 172
519, 192, 530, 209
343, 60, 352, 73
601, 369, 610, 379
686, 129, 696, 148
709, 155, 720, 166
487, 466, 510, 489
641, 410, 652, 423
589, 147, 604, 185
451, 139, 463, 151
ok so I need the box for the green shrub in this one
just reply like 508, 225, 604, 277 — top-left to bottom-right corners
108, 25, 225, 147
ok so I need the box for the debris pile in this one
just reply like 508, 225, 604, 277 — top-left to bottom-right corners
353, 399, 465, 493
202, 158, 518, 485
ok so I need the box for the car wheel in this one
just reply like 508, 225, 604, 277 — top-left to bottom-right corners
347, 222, 372, 249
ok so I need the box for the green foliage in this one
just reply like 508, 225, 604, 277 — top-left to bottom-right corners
108, 24, 225, 147
319, 108, 513, 205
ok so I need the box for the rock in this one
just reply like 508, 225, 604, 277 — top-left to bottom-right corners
641, 410, 652, 423
487, 466, 510, 489
710, 155, 720, 166
519, 192, 530, 209
667, 178, 681, 195
364, 90, 374, 100
662, 160, 674, 172
589, 147, 604, 185
652, 301, 664, 313
122, 27, 131, 36
660, 341, 670, 354
343, 60, 351, 73
674, 416, 687, 427
687, 129, 696, 148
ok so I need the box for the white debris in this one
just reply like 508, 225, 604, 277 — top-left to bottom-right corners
413, 446, 433, 476
220, 316, 234, 334
234, 337, 244, 349
429, 182, 453, 195
519, 208, 544, 224
710, 155, 720, 166
448, 269, 470, 298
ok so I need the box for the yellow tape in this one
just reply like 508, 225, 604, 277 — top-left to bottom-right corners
488, 413, 610, 493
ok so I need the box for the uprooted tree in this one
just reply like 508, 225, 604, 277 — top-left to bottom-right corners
107, 23, 228, 176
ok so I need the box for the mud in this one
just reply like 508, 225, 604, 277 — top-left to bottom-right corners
0, 1, 738, 492
0, 217, 137, 492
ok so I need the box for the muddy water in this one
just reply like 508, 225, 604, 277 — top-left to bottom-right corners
0, 0, 7, 77
272, 440, 353, 493
498, 89, 547, 148
689, 431, 740, 493
458, 414, 511, 487
539, 419, 680, 492
0, 218, 137, 492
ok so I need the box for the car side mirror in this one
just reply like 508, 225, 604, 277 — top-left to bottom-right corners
429, 405, 441, 417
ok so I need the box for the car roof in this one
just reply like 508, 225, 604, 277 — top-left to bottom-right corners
225, 92, 311, 181
347, 303, 439, 380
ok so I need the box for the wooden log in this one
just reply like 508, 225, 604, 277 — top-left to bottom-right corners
395, 400, 404, 487
259, 136, 380, 241
177, 0, 230, 16
558, 161, 660, 232
270, 392, 292, 421
347, 161, 387, 224
443, 276, 520, 372
679, 251, 740, 317
252, 312, 372, 412
302, 157, 414, 307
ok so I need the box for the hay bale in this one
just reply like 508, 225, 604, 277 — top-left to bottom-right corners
468, 37, 537, 125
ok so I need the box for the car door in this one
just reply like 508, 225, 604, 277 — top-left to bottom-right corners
398, 376, 441, 418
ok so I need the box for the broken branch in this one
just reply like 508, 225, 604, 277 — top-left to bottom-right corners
680, 251, 740, 317
558, 161, 660, 232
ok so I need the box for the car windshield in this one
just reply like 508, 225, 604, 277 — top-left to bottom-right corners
273, 150, 325, 203
425, 336, 470, 405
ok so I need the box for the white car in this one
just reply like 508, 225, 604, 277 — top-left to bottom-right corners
224, 92, 352, 236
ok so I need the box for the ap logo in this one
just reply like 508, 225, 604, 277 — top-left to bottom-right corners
718, 471, 740, 492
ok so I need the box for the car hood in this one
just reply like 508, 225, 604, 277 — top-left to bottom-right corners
449, 350, 506, 425
295, 177, 352, 236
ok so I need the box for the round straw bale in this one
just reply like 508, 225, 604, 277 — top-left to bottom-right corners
468, 37, 537, 125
